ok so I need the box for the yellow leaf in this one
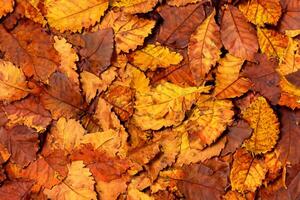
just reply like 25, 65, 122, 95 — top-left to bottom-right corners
278, 38, 300, 76
133, 82, 210, 130
47, 117, 85, 152
54, 36, 79, 84
44, 161, 97, 200
45, 0, 109, 32
111, 0, 159, 14
239, 0, 281, 26
279, 76, 300, 109
98, 11, 155, 53
188, 10, 222, 83
230, 148, 267, 193
285, 29, 300, 38
0, 0, 14, 18
264, 150, 282, 181
176, 136, 226, 166
0, 60, 29, 102
179, 97, 234, 149
80, 68, 117, 103
223, 190, 249, 200
130, 43, 183, 71
127, 188, 154, 200
166, 0, 207, 7
241, 96, 279, 154
214, 54, 252, 99
257, 27, 288, 59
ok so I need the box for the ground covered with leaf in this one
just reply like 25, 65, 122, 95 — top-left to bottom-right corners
0, 0, 299, 199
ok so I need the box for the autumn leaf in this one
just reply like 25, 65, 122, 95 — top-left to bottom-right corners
111, 0, 159, 14
279, 0, 300, 33
0, 60, 29, 102
79, 28, 114, 75
54, 36, 79, 85
0, 0, 14, 18
177, 158, 230, 200
157, 3, 205, 49
44, 161, 97, 200
0, 180, 34, 199
41, 72, 84, 119
0, 20, 60, 82
214, 54, 252, 99
0, 125, 39, 167
133, 82, 210, 130
221, 5, 259, 60
3, 96, 52, 132
98, 11, 155, 53
243, 53, 281, 105
129, 43, 183, 71
80, 68, 116, 103
278, 38, 300, 75
257, 27, 288, 59
230, 148, 267, 193
45, 0, 109, 32
15, 0, 46, 26
238, 0, 282, 26
241, 96, 280, 154
188, 10, 222, 84
179, 97, 234, 149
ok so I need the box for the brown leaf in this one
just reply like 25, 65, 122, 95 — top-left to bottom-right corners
279, 0, 300, 33
221, 120, 252, 156
3, 96, 52, 132
278, 108, 300, 165
285, 70, 300, 87
221, 5, 258, 60
157, 3, 206, 49
79, 28, 114, 75
0, 20, 60, 82
40, 72, 84, 119
243, 54, 281, 105
0, 126, 39, 167
0, 180, 34, 200
177, 158, 230, 200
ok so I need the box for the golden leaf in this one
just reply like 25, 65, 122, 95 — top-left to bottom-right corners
257, 27, 288, 59
278, 77, 300, 109
80, 68, 117, 103
0, 60, 29, 102
278, 38, 300, 76
127, 188, 154, 200
176, 136, 226, 166
188, 10, 222, 84
111, 0, 159, 14
214, 54, 252, 99
47, 117, 85, 152
264, 150, 282, 181
44, 161, 97, 200
133, 82, 210, 130
179, 97, 234, 149
130, 43, 183, 71
285, 29, 300, 38
0, 0, 14, 18
45, 0, 109, 32
230, 148, 267, 193
54, 36, 79, 84
98, 10, 155, 53
241, 96, 280, 154
239, 0, 281, 26
166, 0, 207, 7
223, 190, 248, 200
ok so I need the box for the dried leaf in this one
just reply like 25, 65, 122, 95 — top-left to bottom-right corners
239, 0, 282, 26
166, 0, 208, 7
241, 96, 280, 154
44, 161, 97, 200
214, 54, 251, 99
189, 10, 222, 84
111, 0, 159, 14
45, 0, 109, 32
129, 43, 183, 71
230, 148, 267, 193
0, 0, 14, 18
221, 5, 259, 60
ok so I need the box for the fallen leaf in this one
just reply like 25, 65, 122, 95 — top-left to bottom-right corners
221, 5, 259, 60
0, 0, 14, 18
45, 0, 109, 32
241, 96, 280, 154
111, 0, 159, 14
188, 10, 222, 84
